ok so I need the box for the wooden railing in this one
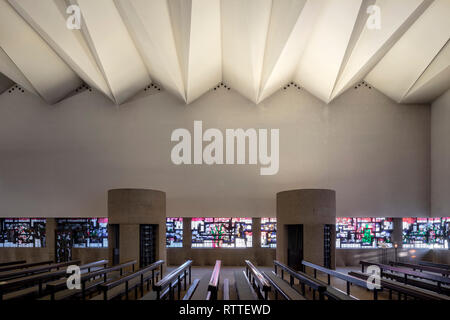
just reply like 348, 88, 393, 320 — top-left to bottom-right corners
273, 260, 326, 300
244, 260, 271, 300
389, 261, 450, 277
360, 260, 450, 293
0, 260, 53, 274
154, 260, 192, 300
98, 260, 164, 300
0, 260, 26, 268
0, 260, 102, 300
419, 261, 450, 270
349, 271, 450, 301
302, 260, 376, 299
206, 260, 221, 300
0, 260, 81, 281
46, 260, 135, 300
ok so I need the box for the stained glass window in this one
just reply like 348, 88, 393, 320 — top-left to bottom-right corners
261, 218, 276, 248
0, 218, 46, 248
56, 218, 108, 248
403, 217, 449, 249
191, 218, 252, 248
336, 217, 393, 248
166, 218, 183, 248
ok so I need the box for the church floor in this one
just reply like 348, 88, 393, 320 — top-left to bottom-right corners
162, 266, 397, 301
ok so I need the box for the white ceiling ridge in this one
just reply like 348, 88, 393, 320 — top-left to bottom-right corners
7, 0, 115, 104
0, 47, 39, 97
330, 0, 434, 103
401, 39, 450, 103
257, 0, 313, 104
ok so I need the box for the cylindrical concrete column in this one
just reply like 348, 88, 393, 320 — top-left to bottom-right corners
277, 189, 336, 269
108, 189, 166, 266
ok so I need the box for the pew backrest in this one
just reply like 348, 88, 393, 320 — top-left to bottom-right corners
98, 260, 164, 300
349, 271, 450, 301
273, 260, 326, 299
0, 260, 80, 281
154, 260, 192, 300
302, 260, 372, 298
244, 260, 271, 300
207, 260, 221, 300
419, 261, 450, 270
0, 260, 26, 268
0, 260, 52, 273
360, 260, 450, 287
389, 261, 450, 276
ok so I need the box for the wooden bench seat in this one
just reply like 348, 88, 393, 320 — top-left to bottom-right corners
379, 269, 450, 295
0, 260, 26, 268
182, 279, 200, 300
223, 279, 229, 300
419, 261, 450, 270
0, 260, 108, 300
141, 270, 185, 300
300, 272, 357, 300
349, 271, 450, 301
190, 272, 212, 300
0, 260, 52, 274
91, 269, 155, 300
92, 260, 163, 300
234, 270, 257, 300
3, 286, 38, 301
263, 271, 305, 300
0, 260, 80, 282
141, 260, 192, 300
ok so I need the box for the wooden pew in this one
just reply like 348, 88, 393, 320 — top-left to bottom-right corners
190, 271, 212, 300
0, 260, 105, 300
389, 261, 450, 277
349, 271, 450, 301
273, 260, 326, 300
263, 271, 306, 300
206, 260, 221, 300
244, 260, 271, 300
223, 279, 230, 300
44, 260, 135, 300
234, 271, 257, 300
141, 260, 192, 300
0, 260, 26, 268
93, 260, 164, 300
0, 260, 80, 281
360, 260, 450, 294
419, 261, 450, 270
0, 260, 53, 273
182, 279, 200, 300
302, 260, 372, 299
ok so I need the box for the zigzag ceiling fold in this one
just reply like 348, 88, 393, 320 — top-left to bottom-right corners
0, 0, 448, 106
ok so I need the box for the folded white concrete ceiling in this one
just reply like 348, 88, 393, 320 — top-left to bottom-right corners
0, 0, 448, 105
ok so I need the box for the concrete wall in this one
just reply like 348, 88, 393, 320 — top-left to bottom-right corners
108, 189, 166, 264
431, 89, 450, 217
0, 84, 430, 219
277, 189, 336, 268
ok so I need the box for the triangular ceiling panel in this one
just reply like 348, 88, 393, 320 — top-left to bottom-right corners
168, 0, 222, 104
365, 0, 450, 103
294, 0, 364, 103
8, 0, 114, 102
71, 0, 151, 105
0, 0, 447, 105
0, 0, 82, 104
